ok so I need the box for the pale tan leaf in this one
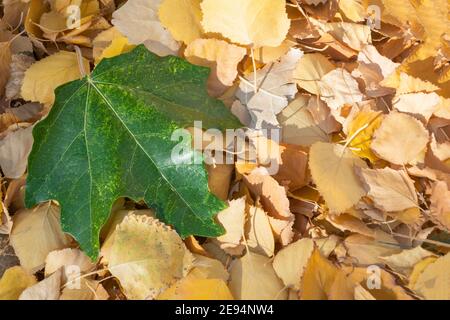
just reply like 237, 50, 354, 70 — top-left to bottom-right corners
245, 205, 275, 257
215, 197, 246, 255
0, 125, 33, 179
294, 53, 334, 95
19, 268, 62, 300
229, 252, 287, 300
10, 202, 72, 274
413, 252, 450, 300
272, 238, 315, 290
371, 112, 429, 165
108, 214, 194, 300
309, 142, 367, 213
357, 167, 418, 212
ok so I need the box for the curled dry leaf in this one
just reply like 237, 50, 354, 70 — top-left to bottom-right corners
107, 214, 194, 300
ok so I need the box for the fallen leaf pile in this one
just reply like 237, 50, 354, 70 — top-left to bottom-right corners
0, 0, 449, 300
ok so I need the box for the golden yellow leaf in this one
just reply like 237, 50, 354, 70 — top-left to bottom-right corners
0, 267, 36, 300
96, 36, 135, 64
338, 0, 365, 22
347, 108, 383, 162
200, 0, 290, 48
158, 275, 233, 300
159, 0, 203, 45
21, 51, 90, 105
309, 142, 367, 213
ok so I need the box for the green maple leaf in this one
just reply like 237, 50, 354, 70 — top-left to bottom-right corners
25, 45, 241, 259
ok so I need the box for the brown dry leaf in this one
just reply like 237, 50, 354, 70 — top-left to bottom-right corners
200, 0, 290, 48
0, 125, 34, 179
19, 268, 62, 300
185, 39, 246, 96
5, 54, 36, 100
309, 142, 367, 213
272, 238, 315, 290
357, 167, 418, 212
245, 205, 275, 257
21, 51, 90, 105
278, 96, 330, 146
0, 266, 37, 300
10, 202, 72, 274
371, 112, 429, 165
158, 0, 203, 45
273, 144, 309, 191
429, 181, 450, 232
107, 214, 194, 300
343, 266, 415, 300
243, 167, 292, 219
229, 252, 287, 300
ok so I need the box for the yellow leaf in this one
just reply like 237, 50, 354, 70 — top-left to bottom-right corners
0, 267, 36, 300
338, 0, 365, 22
412, 252, 450, 300
200, 0, 290, 48
21, 51, 90, 105
108, 214, 194, 300
158, 275, 233, 300
96, 36, 135, 64
371, 112, 429, 165
159, 0, 203, 45
347, 108, 383, 162
300, 249, 355, 300
309, 142, 367, 213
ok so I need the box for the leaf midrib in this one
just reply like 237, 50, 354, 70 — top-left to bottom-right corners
86, 77, 200, 223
